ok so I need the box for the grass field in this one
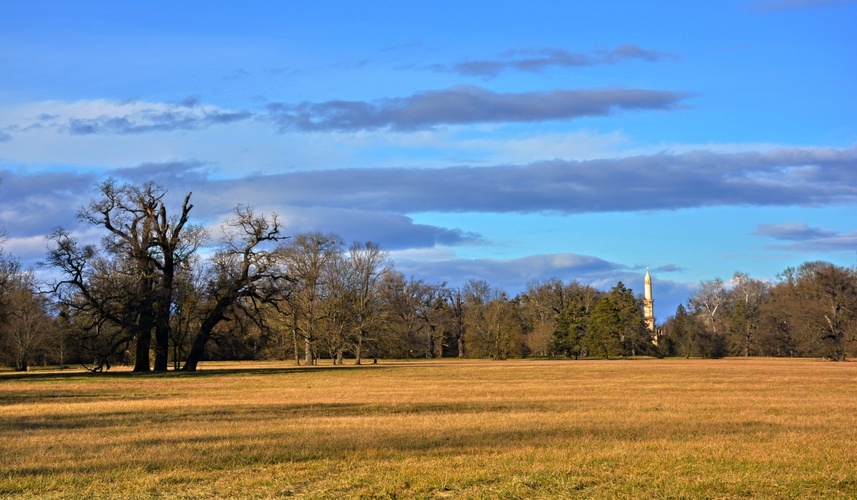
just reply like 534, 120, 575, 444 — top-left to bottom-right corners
1, 358, 856, 498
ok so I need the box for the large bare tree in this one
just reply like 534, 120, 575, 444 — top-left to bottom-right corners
182, 206, 288, 371
48, 180, 199, 371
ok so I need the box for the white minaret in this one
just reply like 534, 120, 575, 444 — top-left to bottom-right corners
643, 268, 655, 332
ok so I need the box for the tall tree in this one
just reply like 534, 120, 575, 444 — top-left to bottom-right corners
727, 272, 769, 356
585, 296, 623, 358
757, 268, 800, 357
0, 261, 55, 371
447, 286, 466, 357
663, 303, 708, 358
377, 271, 428, 358
182, 206, 288, 371
584, 282, 647, 358
344, 242, 391, 364
49, 180, 198, 372
463, 280, 523, 360
548, 281, 602, 358
690, 278, 729, 338
47, 229, 142, 370
522, 278, 569, 357
792, 262, 857, 360
552, 301, 589, 359
279, 232, 343, 365
416, 282, 448, 359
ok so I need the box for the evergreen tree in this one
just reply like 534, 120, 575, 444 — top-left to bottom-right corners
552, 302, 588, 359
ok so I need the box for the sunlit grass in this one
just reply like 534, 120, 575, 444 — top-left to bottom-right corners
2, 358, 856, 498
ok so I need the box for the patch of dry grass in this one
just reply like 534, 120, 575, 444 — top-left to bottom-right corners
1, 358, 856, 498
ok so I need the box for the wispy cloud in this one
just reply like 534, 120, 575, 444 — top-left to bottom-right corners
1, 99, 253, 137
267, 86, 690, 132
66, 107, 252, 136
755, 222, 857, 251
755, 223, 837, 240
2, 91, 685, 139
653, 264, 684, 273
112, 160, 212, 184
431, 45, 678, 78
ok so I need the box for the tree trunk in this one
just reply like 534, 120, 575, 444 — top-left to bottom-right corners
154, 323, 170, 371
292, 327, 301, 365
182, 319, 218, 371
153, 239, 184, 371
153, 288, 172, 372
133, 329, 151, 372
133, 271, 156, 373
304, 335, 313, 365
182, 335, 204, 372
182, 296, 230, 371
355, 333, 363, 365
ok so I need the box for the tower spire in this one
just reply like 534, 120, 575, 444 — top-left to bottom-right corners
643, 268, 655, 333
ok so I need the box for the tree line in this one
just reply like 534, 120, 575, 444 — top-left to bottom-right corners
1, 180, 856, 371
662, 267, 857, 361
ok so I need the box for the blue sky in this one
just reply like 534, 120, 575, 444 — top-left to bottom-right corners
1, 0, 855, 321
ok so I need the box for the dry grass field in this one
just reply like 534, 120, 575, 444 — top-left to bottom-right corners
1, 358, 856, 498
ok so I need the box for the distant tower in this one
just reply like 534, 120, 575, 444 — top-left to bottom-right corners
643, 268, 655, 332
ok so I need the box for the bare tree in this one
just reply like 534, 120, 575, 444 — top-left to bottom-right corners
343, 242, 391, 364
447, 287, 466, 357
48, 180, 199, 372
278, 232, 343, 365
0, 262, 55, 371
416, 282, 447, 359
316, 249, 350, 364
377, 271, 421, 358
182, 206, 288, 371
795, 262, 857, 360
170, 257, 205, 369
46, 229, 140, 370
690, 278, 728, 336
521, 279, 601, 357
463, 280, 523, 360
727, 271, 769, 356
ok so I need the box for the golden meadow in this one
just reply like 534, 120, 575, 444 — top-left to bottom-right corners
2, 358, 856, 498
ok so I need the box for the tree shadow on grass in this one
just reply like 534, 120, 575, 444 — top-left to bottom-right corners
0, 362, 398, 382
